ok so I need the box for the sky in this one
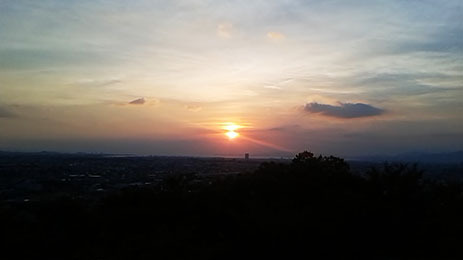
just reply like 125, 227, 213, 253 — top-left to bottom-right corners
0, 0, 462, 157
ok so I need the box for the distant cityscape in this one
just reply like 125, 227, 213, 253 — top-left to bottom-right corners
1, 151, 461, 203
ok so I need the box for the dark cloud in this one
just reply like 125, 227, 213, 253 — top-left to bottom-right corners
129, 98, 145, 105
0, 107, 15, 118
304, 102, 384, 118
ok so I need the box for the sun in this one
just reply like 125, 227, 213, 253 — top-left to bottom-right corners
226, 131, 239, 139
222, 123, 241, 140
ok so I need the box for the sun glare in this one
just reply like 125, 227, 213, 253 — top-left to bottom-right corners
222, 123, 241, 140
226, 131, 239, 139
224, 124, 239, 131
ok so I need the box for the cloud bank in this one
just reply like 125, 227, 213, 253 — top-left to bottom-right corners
304, 102, 384, 118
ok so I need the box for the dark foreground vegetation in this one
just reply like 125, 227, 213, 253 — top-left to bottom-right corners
1, 151, 462, 259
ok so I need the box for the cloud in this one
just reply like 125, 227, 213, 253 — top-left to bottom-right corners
263, 85, 282, 90
0, 107, 15, 118
129, 98, 145, 105
71, 79, 122, 88
304, 102, 384, 118
267, 31, 285, 40
354, 72, 457, 96
217, 23, 233, 38
185, 104, 202, 112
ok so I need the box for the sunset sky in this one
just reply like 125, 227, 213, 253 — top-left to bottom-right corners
1, 0, 462, 157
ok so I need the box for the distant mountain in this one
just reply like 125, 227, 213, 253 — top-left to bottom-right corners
0, 150, 112, 157
351, 151, 463, 164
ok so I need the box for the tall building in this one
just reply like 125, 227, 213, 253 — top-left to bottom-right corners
245, 153, 249, 160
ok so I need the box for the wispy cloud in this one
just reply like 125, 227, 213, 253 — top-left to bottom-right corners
263, 85, 282, 90
304, 102, 384, 118
71, 79, 122, 88
129, 98, 145, 105
267, 31, 285, 40
185, 104, 202, 112
217, 23, 233, 38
